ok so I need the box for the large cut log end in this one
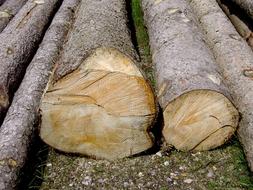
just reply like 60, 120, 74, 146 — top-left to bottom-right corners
40, 48, 157, 160
162, 90, 239, 151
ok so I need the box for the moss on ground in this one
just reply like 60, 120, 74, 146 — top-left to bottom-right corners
131, 0, 150, 59
37, 138, 253, 190
25, 0, 253, 189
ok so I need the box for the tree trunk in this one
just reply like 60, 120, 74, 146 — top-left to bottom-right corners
40, 0, 157, 160
141, 0, 239, 151
0, 0, 28, 32
0, 0, 80, 189
217, 0, 253, 48
189, 0, 253, 171
0, 0, 60, 120
230, 0, 253, 20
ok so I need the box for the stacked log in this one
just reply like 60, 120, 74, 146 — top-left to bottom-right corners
217, 0, 253, 48
141, 0, 239, 151
189, 0, 253, 171
0, 0, 80, 189
230, 0, 253, 21
0, 0, 60, 119
39, 0, 157, 160
0, 0, 28, 32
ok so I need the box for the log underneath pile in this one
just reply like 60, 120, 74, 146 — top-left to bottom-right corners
0, 0, 27, 32
40, 0, 157, 160
217, 0, 253, 48
230, 0, 253, 21
189, 0, 253, 171
0, 0, 60, 119
0, 0, 80, 189
141, 0, 239, 151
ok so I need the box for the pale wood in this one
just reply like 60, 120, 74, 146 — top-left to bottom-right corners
163, 90, 238, 151
142, 0, 239, 151
40, 48, 156, 160
189, 0, 253, 171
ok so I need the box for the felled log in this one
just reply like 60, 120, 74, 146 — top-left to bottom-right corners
0, 0, 60, 119
0, 0, 27, 32
189, 0, 253, 171
0, 0, 80, 189
217, 0, 253, 48
230, 0, 253, 21
40, 0, 157, 160
141, 0, 239, 152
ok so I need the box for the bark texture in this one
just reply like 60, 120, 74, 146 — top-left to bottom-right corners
142, 0, 239, 151
0, 0, 60, 119
230, 0, 253, 20
0, 0, 28, 32
189, 0, 253, 171
54, 0, 138, 80
217, 0, 253, 48
0, 0, 80, 189
40, 0, 157, 160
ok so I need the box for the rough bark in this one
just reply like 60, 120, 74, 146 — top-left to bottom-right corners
189, 0, 253, 171
0, 0, 60, 120
142, 0, 239, 151
40, 0, 157, 160
0, 0, 80, 189
54, 0, 138, 80
217, 0, 253, 48
0, 0, 28, 32
230, 0, 253, 20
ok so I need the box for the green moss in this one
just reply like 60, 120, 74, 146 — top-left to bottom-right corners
130, 0, 156, 88
230, 140, 253, 189
131, 0, 150, 58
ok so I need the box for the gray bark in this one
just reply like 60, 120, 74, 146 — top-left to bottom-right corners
230, 0, 253, 20
54, 0, 137, 80
217, 0, 253, 48
0, 0, 80, 189
0, 0, 5, 6
0, 0, 60, 119
141, 0, 231, 109
189, 0, 253, 171
0, 0, 28, 32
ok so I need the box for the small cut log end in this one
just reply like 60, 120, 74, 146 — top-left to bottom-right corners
162, 90, 239, 151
